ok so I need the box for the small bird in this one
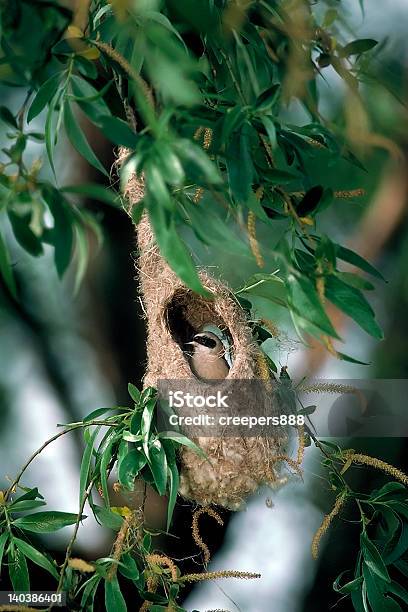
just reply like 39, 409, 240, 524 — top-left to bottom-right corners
185, 331, 230, 381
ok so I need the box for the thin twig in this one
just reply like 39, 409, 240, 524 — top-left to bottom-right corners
4, 421, 118, 501
54, 478, 97, 601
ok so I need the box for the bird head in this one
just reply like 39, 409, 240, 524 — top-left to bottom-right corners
185, 331, 225, 359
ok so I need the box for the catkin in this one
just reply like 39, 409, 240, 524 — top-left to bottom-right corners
343, 451, 408, 485
334, 188, 365, 199
181, 570, 261, 582
192, 127, 213, 203
68, 558, 95, 573
0, 608, 40, 612
256, 352, 272, 391
247, 211, 264, 268
311, 492, 347, 559
146, 554, 178, 582
192, 507, 224, 564
296, 425, 305, 465
106, 511, 134, 581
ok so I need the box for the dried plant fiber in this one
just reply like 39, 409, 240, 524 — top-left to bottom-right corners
119, 148, 287, 509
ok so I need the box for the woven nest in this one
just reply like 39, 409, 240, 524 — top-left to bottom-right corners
120, 150, 288, 510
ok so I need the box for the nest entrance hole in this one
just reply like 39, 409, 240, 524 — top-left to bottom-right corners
165, 288, 233, 360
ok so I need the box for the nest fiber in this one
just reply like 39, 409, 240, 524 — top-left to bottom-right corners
121, 151, 286, 509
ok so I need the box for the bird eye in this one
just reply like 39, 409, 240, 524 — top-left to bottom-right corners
194, 335, 217, 349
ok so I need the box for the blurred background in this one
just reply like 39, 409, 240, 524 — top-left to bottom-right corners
1, 0, 408, 610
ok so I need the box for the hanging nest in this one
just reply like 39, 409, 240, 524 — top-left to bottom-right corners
119, 149, 288, 510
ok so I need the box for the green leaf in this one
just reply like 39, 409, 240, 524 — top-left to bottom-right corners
131, 200, 145, 225
81, 574, 101, 610
71, 74, 114, 107
146, 190, 208, 296
371, 482, 408, 502
298, 405, 317, 416
118, 552, 140, 580
128, 383, 141, 404
296, 186, 324, 217
174, 140, 221, 185
79, 426, 100, 505
226, 126, 253, 201
362, 564, 397, 612
10, 487, 43, 503
163, 441, 179, 531
0, 105, 18, 128
261, 115, 277, 148
341, 39, 378, 57
93, 505, 123, 531
385, 520, 408, 565
118, 449, 147, 491
8, 547, 29, 592
64, 102, 108, 176
263, 168, 300, 184
130, 409, 143, 435
151, 223, 203, 295
333, 570, 363, 594
42, 185, 74, 277
0, 532, 8, 574
351, 582, 365, 612
237, 272, 285, 302
0, 229, 17, 298
394, 560, 408, 577
325, 276, 383, 339
62, 184, 121, 207
123, 431, 141, 443
323, 8, 338, 28
14, 537, 59, 579
139, 591, 168, 605
336, 272, 374, 291
141, 387, 156, 403
336, 351, 370, 366
286, 274, 340, 338
156, 143, 185, 185
144, 10, 187, 48
141, 397, 156, 445
8, 211, 44, 257
45, 94, 58, 176
361, 531, 391, 583
388, 581, 408, 605
220, 105, 246, 142
255, 84, 280, 113
145, 161, 173, 209
83, 407, 114, 422
9, 499, 47, 512
334, 243, 385, 281
27, 132, 45, 141
105, 576, 127, 612
70, 75, 112, 122
148, 439, 168, 496
98, 115, 139, 148
99, 435, 118, 509
143, 27, 200, 107
73, 221, 89, 294
184, 200, 251, 257
314, 188, 334, 215
27, 73, 61, 123
159, 432, 207, 459
13, 511, 82, 533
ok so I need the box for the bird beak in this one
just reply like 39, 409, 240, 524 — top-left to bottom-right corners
184, 341, 196, 356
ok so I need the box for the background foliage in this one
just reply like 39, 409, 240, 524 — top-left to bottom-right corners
0, 0, 390, 358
